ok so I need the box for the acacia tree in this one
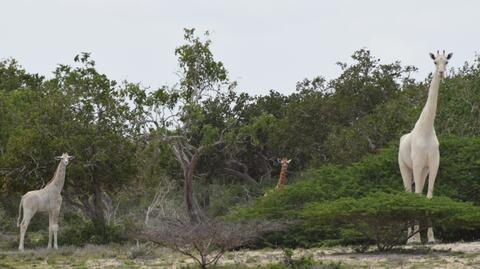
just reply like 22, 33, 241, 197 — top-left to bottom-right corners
147, 29, 235, 223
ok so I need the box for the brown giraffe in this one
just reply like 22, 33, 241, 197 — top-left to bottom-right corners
274, 157, 291, 192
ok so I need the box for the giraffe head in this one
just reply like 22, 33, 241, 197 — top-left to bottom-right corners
429, 50, 452, 78
55, 153, 75, 165
278, 157, 291, 167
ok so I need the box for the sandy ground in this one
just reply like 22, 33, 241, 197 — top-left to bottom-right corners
431, 242, 480, 253
1, 242, 480, 268
211, 242, 480, 269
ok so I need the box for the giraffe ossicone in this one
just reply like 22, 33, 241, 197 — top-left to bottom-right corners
398, 51, 452, 244
17, 153, 74, 251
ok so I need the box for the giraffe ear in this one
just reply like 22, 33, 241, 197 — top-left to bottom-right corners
68, 156, 75, 160
287, 159, 292, 163
429, 53, 436, 60
55, 156, 62, 160
447, 53, 453, 60
277, 158, 281, 163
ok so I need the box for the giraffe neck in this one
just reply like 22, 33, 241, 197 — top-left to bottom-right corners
414, 68, 442, 132
46, 161, 66, 192
275, 164, 288, 191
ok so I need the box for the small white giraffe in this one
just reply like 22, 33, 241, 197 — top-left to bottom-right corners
398, 51, 452, 244
17, 153, 74, 251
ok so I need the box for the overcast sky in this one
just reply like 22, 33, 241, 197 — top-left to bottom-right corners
1, 0, 479, 95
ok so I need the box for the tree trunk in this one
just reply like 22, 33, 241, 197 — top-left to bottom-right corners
91, 167, 107, 241
92, 174, 105, 223
185, 165, 202, 223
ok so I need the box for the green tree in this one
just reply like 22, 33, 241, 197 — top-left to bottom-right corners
0, 59, 43, 157
1, 53, 146, 240
147, 28, 234, 223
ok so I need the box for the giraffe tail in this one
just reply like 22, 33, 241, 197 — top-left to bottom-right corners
17, 196, 24, 227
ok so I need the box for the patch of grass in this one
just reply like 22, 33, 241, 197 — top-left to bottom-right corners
0, 262, 15, 269
451, 251, 480, 259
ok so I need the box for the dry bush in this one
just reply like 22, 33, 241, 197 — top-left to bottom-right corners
134, 218, 284, 268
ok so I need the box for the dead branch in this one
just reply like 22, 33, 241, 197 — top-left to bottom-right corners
145, 177, 180, 226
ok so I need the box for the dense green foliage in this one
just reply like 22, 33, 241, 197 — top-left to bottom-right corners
0, 54, 145, 242
2, 28, 480, 250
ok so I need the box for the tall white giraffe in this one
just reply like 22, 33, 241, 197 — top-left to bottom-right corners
398, 51, 452, 244
17, 153, 74, 251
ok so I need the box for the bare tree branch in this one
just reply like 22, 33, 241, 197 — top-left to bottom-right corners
133, 218, 285, 269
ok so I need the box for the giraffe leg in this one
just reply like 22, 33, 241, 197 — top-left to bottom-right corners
399, 162, 413, 192
427, 151, 439, 199
409, 225, 421, 244
408, 165, 428, 244
400, 162, 418, 244
48, 212, 53, 249
52, 197, 62, 250
427, 227, 435, 244
427, 153, 439, 243
51, 210, 60, 250
414, 165, 428, 194
411, 167, 429, 244
19, 209, 35, 251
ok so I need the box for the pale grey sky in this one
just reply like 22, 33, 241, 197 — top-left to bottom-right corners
1, 0, 479, 95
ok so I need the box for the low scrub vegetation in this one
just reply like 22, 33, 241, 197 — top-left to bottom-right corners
134, 218, 285, 269
303, 192, 480, 251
